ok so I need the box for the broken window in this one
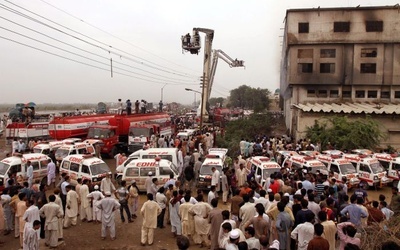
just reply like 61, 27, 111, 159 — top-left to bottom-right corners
360, 63, 376, 73
298, 22, 309, 33
366, 21, 383, 32
356, 90, 365, 98
320, 63, 335, 73
298, 63, 313, 73
307, 89, 316, 97
320, 49, 336, 58
330, 90, 339, 97
334, 22, 350, 32
367, 90, 378, 98
361, 48, 377, 57
298, 49, 313, 58
381, 91, 390, 99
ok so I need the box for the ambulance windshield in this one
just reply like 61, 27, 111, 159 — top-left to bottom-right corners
0, 162, 10, 175
33, 148, 42, 154
55, 149, 70, 160
262, 169, 279, 180
90, 162, 110, 175
339, 163, 357, 174
370, 162, 384, 174
200, 165, 222, 175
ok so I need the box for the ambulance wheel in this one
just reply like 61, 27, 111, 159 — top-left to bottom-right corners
41, 177, 48, 186
393, 180, 399, 188
360, 181, 369, 190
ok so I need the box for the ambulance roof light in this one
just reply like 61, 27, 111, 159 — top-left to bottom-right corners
82, 154, 93, 159
259, 157, 270, 162
205, 154, 219, 159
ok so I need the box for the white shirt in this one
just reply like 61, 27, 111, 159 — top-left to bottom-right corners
291, 222, 314, 250
211, 169, 220, 186
156, 192, 167, 209
27, 165, 33, 180
208, 191, 216, 205
180, 196, 198, 205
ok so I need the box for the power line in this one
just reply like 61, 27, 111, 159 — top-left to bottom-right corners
2, 0, 200, 79
0, 15, 195, 83
38, 0, 201, 75
0, 34, 194, 86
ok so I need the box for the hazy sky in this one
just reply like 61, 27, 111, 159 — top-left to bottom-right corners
1, 0, 398, 105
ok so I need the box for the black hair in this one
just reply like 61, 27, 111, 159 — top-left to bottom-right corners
314, 223, 324, 236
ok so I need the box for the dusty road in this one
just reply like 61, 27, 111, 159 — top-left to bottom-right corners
0, 137, 395, 250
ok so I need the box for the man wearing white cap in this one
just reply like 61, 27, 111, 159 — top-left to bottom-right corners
87, 185, 105, 223
226, 229, 240, 250
97, 191, 120, 240
145, 172, 154, 194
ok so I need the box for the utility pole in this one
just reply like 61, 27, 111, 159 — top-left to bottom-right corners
161, 84, 167, 102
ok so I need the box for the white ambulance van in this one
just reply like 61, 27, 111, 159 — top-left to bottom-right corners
197, 154, 226, 190
55, 142, 96, 163
0, 153, 51, 186
33, 141, 63, 155
283, 155, 328, 175
60, 154, 111, 185
343, 154, 390, 189
317, 154, 360, 188
373, 153, 400, 188
246, 156, 281, 186
115, 148, 178, 179
121, 158, 179, 192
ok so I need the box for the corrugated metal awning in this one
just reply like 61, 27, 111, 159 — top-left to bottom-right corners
292, 102, 400, 114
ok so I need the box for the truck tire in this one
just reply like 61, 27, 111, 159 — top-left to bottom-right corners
393, 180, 399, 189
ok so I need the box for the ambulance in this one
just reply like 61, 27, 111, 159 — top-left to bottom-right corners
373, 153, 400, 188
197, 154, 226, 190
0, 153, 51, 186
208, 148, 228, 161
60, 154, 112, 185
55, 142, 96, 163
275, 150, 299, 166
317, 154, 360, 188
343, 154, 390, 189
33, 141, 63, 155
121, 158, 179, 192
115, 148, 178, 180
246, 156, 281, 187
283, 155, 328, 175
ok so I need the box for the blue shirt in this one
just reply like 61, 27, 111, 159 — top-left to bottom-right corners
340, 204, 368, 226
302, 180, 314, 191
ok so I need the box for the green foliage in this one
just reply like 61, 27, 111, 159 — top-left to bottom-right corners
209, 97, 225, 107
217, 113, 274, 157
228, 85, 271, 112
306, 116, 385, 150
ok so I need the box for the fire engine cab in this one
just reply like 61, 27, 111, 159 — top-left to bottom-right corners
122, 158, 178, 192
317, 154, 360, 188
283, 155, 328, 175
373, 153, 400, 188
246, 156, 281, 187
343, 154, 390, 189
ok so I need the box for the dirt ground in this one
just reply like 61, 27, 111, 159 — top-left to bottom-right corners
0, 137, 395, 250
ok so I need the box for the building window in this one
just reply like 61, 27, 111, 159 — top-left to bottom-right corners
330, 90, 339, 97
298, 22, 309, 33
361, 48, 377, 57
320, 63, 335, 73
298, 49, 313, 58
334, 22, 350, 32
320, 49, 336, 58
307, 89, 316, 97
356, 90, 365, 98
381, 91, 390, 99
360, 63, 376, 73
395, 91, 400, 99
366, 21, 383, 32
342, 91, 351, 98
318, 90, 328, 97
298, 63, 313, 73
367, 90, 377, 98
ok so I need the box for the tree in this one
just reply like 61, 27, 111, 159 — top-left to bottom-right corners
209, 97, 225, 107
228, 85, 270, 112
306, 116, 385, 150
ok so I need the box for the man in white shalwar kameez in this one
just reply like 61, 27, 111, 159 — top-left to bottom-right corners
87, 185, 104, 223
23, 199, 41, 239
188, 194, 211, 247
97, 191, 120, 240
79, 179, 92, 222
169, 190, 182, 236
179, 195, 194, 238
23, 220, 41, 250
64, 185, 78, 228
141, 193, 161, 246
100, 173, 116, 195
53, 189, 64, 240
40, 195, 63, 248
